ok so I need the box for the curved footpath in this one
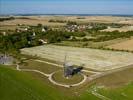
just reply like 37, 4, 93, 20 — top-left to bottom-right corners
15, 59, 133, 88
16, 64, 88, 88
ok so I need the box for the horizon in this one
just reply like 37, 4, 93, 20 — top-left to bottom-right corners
1, 14, 133, 17
0, 0, 133, 15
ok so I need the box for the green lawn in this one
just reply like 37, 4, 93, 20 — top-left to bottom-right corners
0, 65, 65, 100
0, 65, 133, 100
0, 65, 99, 100
98, 83, 133, 100
20, 60, 61, 74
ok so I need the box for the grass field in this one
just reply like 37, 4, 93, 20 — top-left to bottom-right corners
20, 60, 61, 74
0, 65, 65, 100
98, 83, 133, 100
0, 65, 133, 100
0, 65, 100, 100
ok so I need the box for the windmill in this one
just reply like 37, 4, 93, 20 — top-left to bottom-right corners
63, 53, 74, 77
63, 53, 84, 77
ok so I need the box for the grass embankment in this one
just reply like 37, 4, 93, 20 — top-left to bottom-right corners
0, 65, 133, 100
52, 70, 84, 85
0, 65, 99, 100
0, 65, 64, 100
94, 66, 133, 87
98, 83, 133, 100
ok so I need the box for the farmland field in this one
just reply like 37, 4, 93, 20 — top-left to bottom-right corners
101, 26, 133, 32
1, 16, 133, 30
0, 17, 66, 26
107, 38, 133, 51
21, 45, 133, 71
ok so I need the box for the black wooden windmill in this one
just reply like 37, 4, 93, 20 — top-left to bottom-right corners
63, 53, 74, 77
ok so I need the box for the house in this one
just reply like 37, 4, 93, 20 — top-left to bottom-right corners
38, 39, 48, 44
0, 54, 13, 65
42, 28, 46, 32
32, 32, 36, 36
2, 31, 6, 36
16, 27, 29, 32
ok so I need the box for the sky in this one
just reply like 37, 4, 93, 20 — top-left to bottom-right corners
0, 0, 133, 15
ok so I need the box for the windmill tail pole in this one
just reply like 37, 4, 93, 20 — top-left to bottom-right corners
63, 53, 67, 77
64, 53, 67, 66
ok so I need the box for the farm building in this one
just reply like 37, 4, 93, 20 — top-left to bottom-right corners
0, 54, 13, 65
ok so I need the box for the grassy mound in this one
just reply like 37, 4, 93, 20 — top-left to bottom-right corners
52, 70, 84, 85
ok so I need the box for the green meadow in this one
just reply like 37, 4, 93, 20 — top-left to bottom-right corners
0, 65, 133, 100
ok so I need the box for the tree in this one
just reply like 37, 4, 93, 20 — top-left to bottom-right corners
37, 23, 43, 28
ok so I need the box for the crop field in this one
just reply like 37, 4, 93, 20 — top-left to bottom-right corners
0, 18, 66, 26
51, 16, 133, 24
106, 38, 133, 51
1, 16, 133, 31
0, 17, 66, 30
55, 38, 130, 48
21, 45, 133, 71
0, 25, 18, 31
101, 26, 133, 32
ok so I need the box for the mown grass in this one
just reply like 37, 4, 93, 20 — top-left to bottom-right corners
94, 66, 133, 87
20, 60, 61, 74
0, 65, 99, 100
52, 70, 84, 85
98, 82, 133, 100
0, 65, 65, 100
0, 65, 133, 100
